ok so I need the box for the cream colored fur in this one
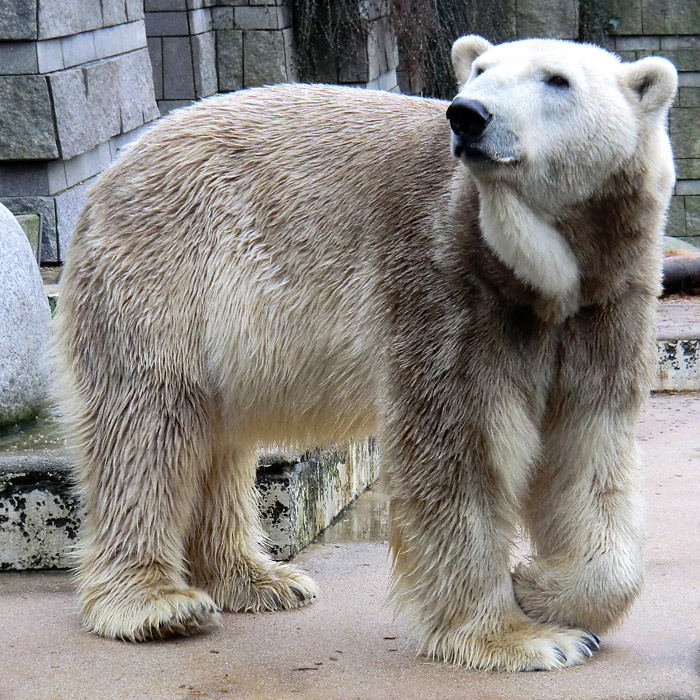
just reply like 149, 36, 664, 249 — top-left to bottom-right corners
54, 36, 676, 671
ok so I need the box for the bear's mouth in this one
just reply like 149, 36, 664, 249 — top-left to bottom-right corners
452, 141, 518, 167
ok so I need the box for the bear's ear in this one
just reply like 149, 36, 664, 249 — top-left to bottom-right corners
621, 56, 678, 116
451, 35, 493, 86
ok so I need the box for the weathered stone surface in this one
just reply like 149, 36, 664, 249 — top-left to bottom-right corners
235, 5, 285, 30
212, 6, 234, 29
116, 48, 160, 132
516, 0, 578, 38
0, 42, 38, 75
607, 0, 643, 35
282, 27, 298, 82
64, 142, 111, 188
158, 99, 194, 115
60, 31, 97, 68
36, 38, 64, 72
101, 0, 129, 26
643, 0, 700, 34
50, 51, 158, 160
16, 214, 41, 261
126, 0, 146, 21
0, 204, 51, 429
0, 196, 58, 263
145, 0, 186, 10
0, 0, 37, 40
679, 72, 700, 88
677, 180, 700, 196
145, 10, 189, 36
680, 87, 700, 108
243, 30, 288, 87
670, 108, 700, 159
656, 50, 700, 72
148, 37, 164, 99
0, 76, 58, 160
50, 61, 121, 160
163, 36, 196, 99
192, 31, 218, 98
189, 7, 213, 34
337, 30, 369, 83
686, 195, 700, 236
38, 0, 103, 39
666, 195, 686, 237
675, 158, 700, 179
615, 35, 659, 51
217, 29, 243, 91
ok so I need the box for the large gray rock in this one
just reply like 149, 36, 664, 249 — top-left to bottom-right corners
0, 204, 51, 429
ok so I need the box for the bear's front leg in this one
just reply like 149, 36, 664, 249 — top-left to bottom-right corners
384, 389, 597, 671
513, 299, 650, 636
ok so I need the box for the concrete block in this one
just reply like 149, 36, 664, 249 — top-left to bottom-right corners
145, 10, 189, 36
61, 31, 97, 69
188, 8, 212, 34
676, 180, 700, 196
212, 6, 234, 29
0, 164, 51, 197
0, 0, 37, 40
679, 73, 700, 88
126, 0, 146, 21
158, 99, 194, 115
243, 30, 287, 87
607, 0, 642, 35
0, 76, 58, 160
192, 31, 218, 98
615, 36, 660, 51
101, 0, 129, 26
108, 123, 153, 161
1, 197, 58, 263
38, 0, 103, 40
661, 36, 700, 50
686, 195, 700, 236
36, 39, 64, 73
680, 88, 700, 108
148, 37, 164, 100
0, 42, 38, 75
163, 36, 196, 99
116, 48, 160, 132
643, 0, 700, 34
95, 24, 125, 59
666, 195, 686, 237
63, 141, 111, 188
217, 29, 243, 92
235, 6, 280, 30
122, 19, 149, 51
516, 0, 579, 38
56, 178, 95, 260
671, 108, 700, 159
659, 50, 700, 72
145, 0, 186, 10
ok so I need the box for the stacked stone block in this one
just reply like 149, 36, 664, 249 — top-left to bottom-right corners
0, 0, 160, 263
145, 0, 298, 114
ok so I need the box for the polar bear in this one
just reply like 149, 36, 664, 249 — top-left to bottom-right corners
54, 35, 677, 671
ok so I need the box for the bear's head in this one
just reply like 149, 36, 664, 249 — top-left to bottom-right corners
447, 35, 677, 212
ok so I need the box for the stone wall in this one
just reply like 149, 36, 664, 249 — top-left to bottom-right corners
0, 0, 160, 262
145, 0, 298, 115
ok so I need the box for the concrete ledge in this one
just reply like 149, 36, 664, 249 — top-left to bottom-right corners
0, 415, 379, 571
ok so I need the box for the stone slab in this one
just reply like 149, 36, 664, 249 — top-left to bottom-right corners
0, 204, 51, 429
162, 36, 196, 99
0, 42, 38, 75
516, 0, 579, 39
686, 194, 700, 236
606, 0, 643, 35
144, 10, 190, 36
216, 29, 243, 91
243, 30, 288, 87
55, 177, 95, 262
0, 420, 378, 570
0, 0, 37, 40
670, 108, 700, 159
36, 38, 64, 73
643, 0, 700, 34
0, 76, 58, 160
0, 196, 58, 263
37, 0, 103, 40
147, 37, 164, 100
192, 31, 218, 98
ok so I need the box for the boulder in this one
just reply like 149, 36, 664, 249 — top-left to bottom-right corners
0, 203, 51, 429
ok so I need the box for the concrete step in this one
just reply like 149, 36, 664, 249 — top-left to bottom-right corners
0, 414, 378, 571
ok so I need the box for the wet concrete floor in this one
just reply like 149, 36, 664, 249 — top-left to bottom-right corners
2, 392, 700, 699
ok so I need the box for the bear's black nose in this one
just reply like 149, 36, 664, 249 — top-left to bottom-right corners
446, 98, 492, 140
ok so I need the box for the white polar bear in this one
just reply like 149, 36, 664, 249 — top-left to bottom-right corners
54, 35, 677, 672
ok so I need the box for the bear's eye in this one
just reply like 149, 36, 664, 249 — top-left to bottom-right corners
475, 67, 485, 77
546, 74, 570, 88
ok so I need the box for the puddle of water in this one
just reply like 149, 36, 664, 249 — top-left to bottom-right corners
316, 485, 390, 544
0, 412, 66, 458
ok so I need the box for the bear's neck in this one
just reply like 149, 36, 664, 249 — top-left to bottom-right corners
476, 182, 581, 322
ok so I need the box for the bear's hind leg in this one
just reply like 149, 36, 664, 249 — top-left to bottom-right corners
187, 430, 319, 613
73, 386, 221, 641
